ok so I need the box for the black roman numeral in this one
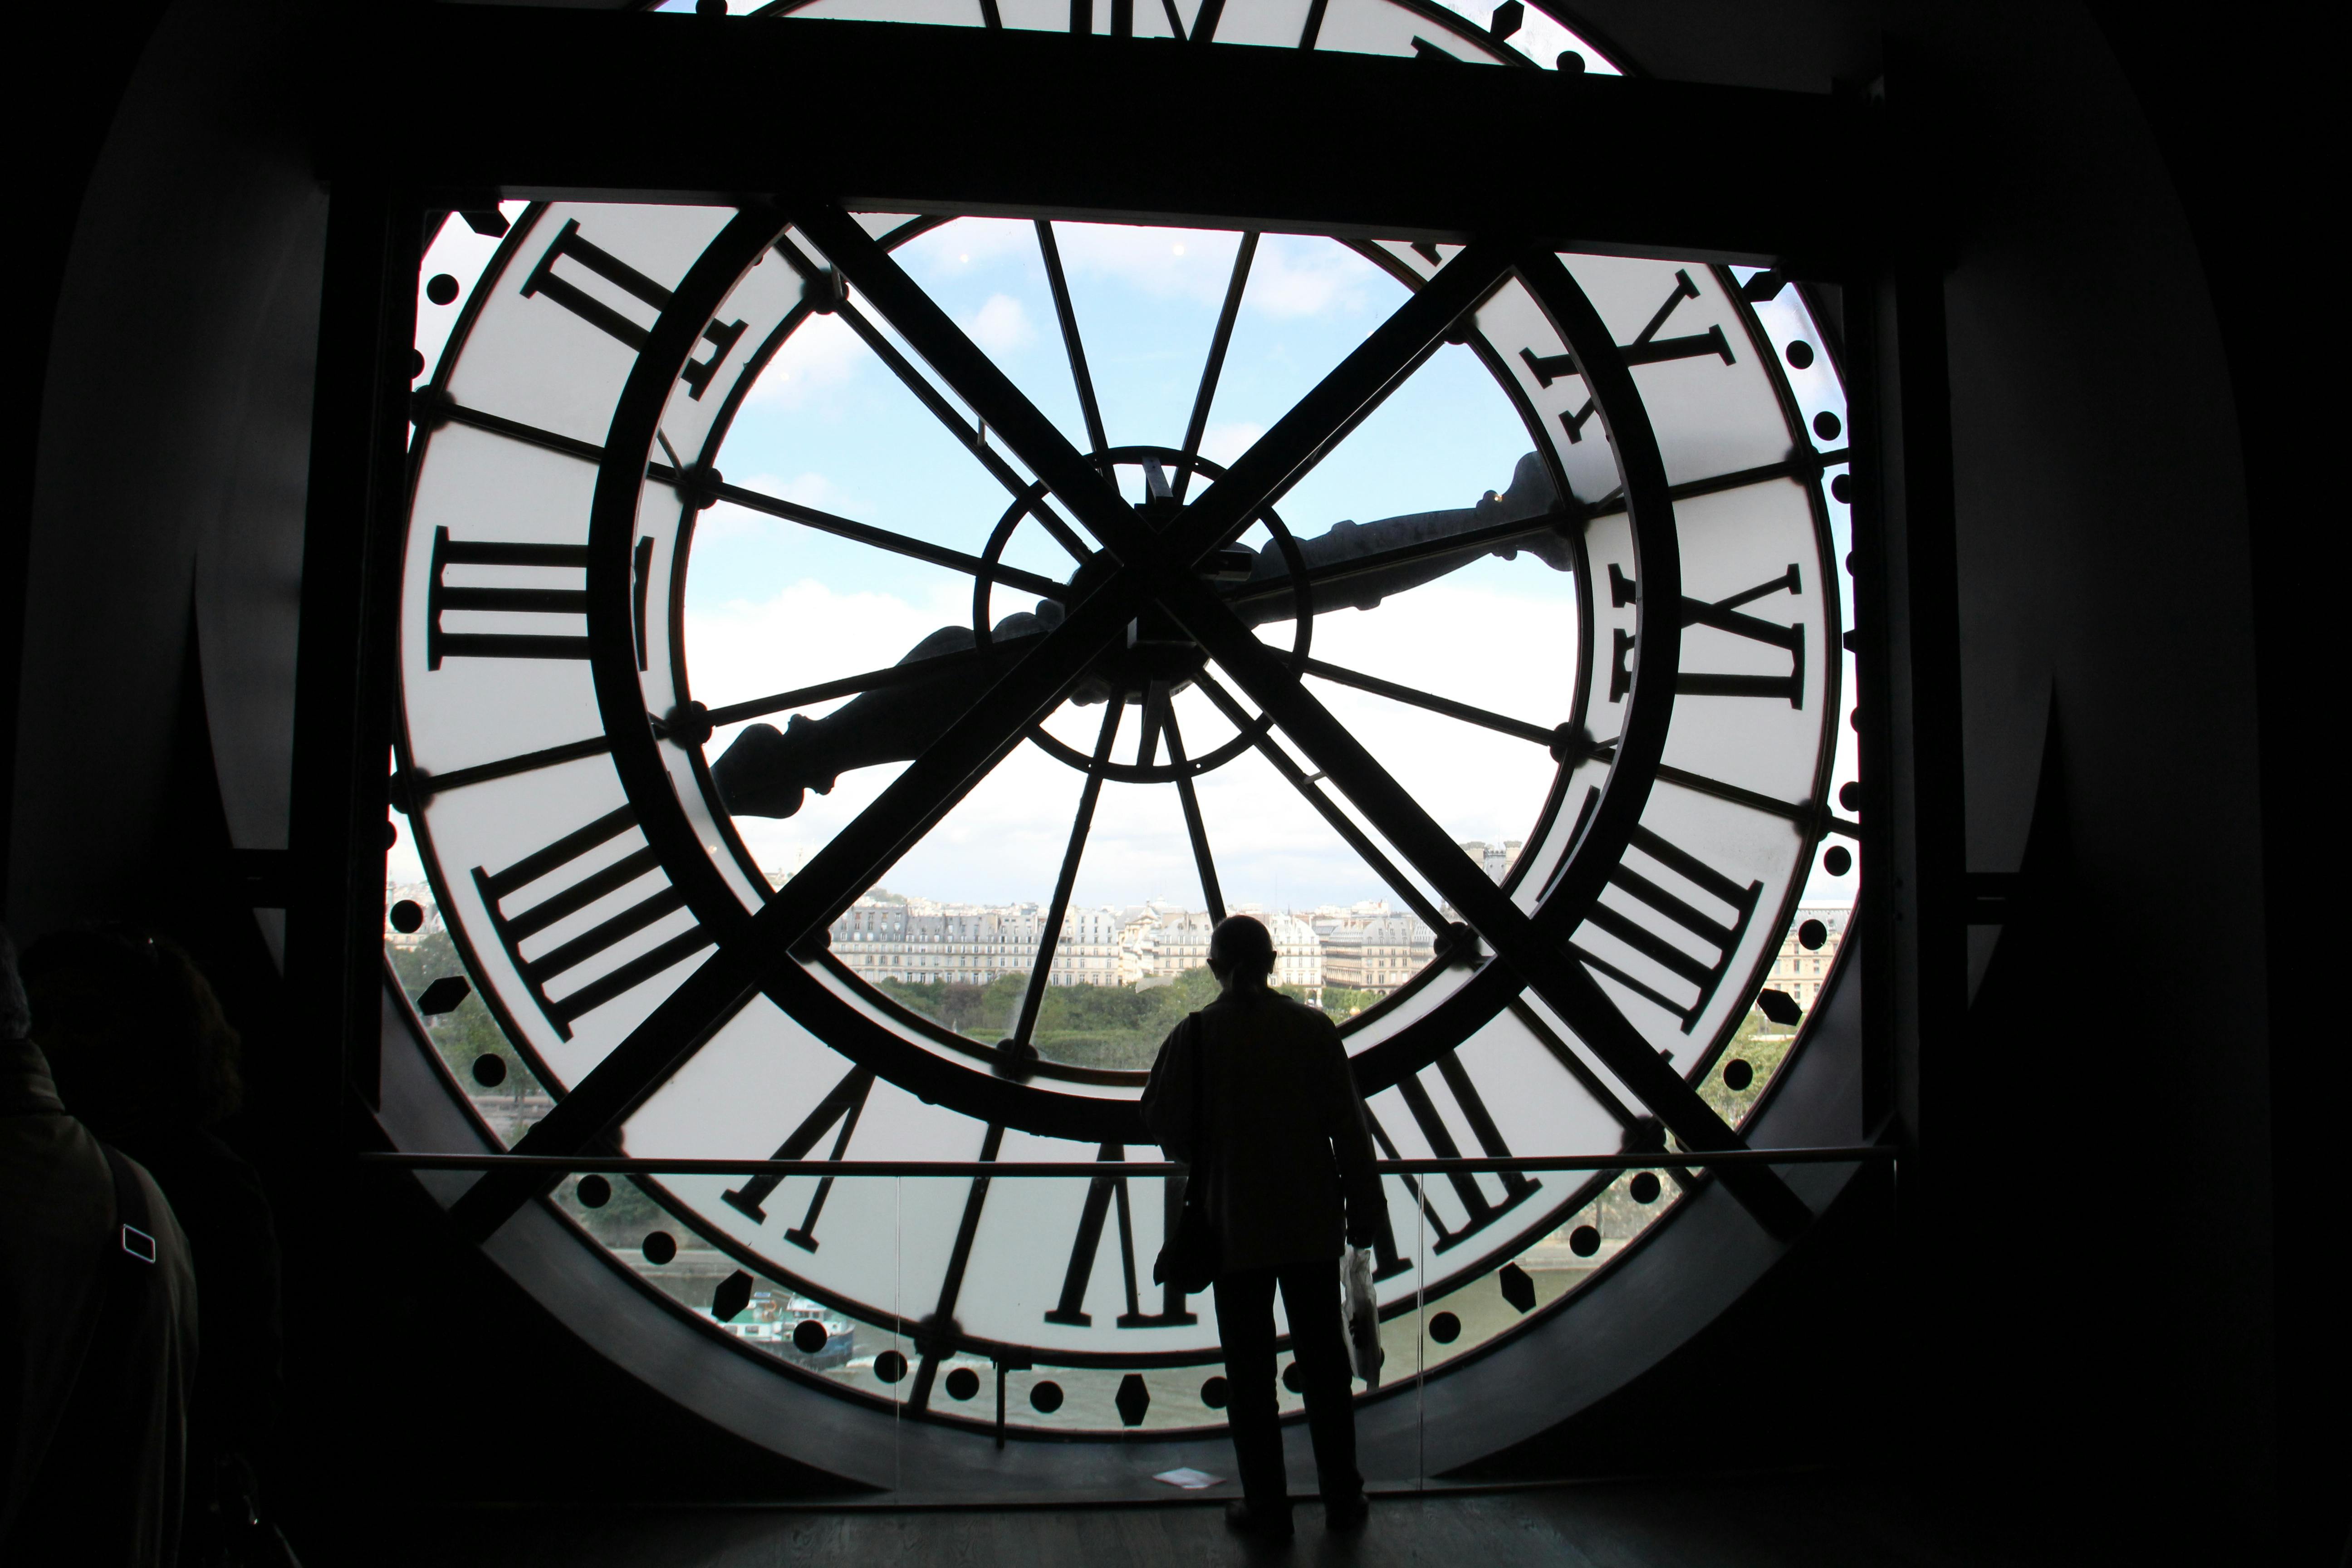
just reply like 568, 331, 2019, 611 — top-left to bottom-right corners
1521, 269, 1736, 444
469, 804, 713, 1040
1572, 825, 1764, 1033
631, 535, 654, 672
719, 1065, 875, 1250
427, 528, 589, 667
519, 218, 746, 400
1043, 1142, 1198, 1328
1606, 562, 1806, 706
1367, 1051, 1539, 1260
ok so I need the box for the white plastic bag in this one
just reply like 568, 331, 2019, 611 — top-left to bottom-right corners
1343, 1246, 1381, 1387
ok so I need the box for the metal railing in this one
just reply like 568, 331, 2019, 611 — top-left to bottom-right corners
360, 1145, 1896, 1178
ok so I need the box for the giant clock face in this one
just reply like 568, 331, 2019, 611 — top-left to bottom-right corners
385, 1, 1857, 1447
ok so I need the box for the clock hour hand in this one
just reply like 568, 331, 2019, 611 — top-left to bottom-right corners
711, 609, 1057, 818
1225, 451, 1571, 626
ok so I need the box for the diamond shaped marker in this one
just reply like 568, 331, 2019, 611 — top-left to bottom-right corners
417, 976, 471, 1015
1499, 1262, 1537, 1314
711, 1270, 753, 1323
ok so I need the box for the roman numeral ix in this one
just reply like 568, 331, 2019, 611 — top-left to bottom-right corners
470, 804, 713, 1040
520, 218, 747, 400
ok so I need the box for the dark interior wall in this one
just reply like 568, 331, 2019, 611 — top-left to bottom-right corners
6, 0, 324, 946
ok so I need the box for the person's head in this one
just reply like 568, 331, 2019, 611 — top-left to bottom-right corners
20, 926, 243, 1139
1206, 915, 1277, 995
0, 924, 29, 1041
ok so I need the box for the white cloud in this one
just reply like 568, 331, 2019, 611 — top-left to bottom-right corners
1200, 421, 1265, 466
1247, 236, 1378, 318
1053, 223, 1241, 304
898, 216, 1037, 277
745, 311, 863, 407
964, 293, 1035, 353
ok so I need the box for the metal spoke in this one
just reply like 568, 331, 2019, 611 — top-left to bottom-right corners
1583, 447, 1851, 521
771, 233, 1094, 562
698, 642, 1022, 730
1506, 996, 1637, 1127
1161, 708, 1225, 922
1172, 231, 1256, 504
426, 396, 604, 464
1193, 670, 1449, 932
407, 734, 613, 799
647, 463, 1065, 600
1034, 220, 1111, 465
1586, 738, 1857, 838
1010, 699, 1124, 1055
1301, 657, 1556, 745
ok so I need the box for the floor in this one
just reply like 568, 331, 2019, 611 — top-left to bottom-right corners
338, 1471, 2113, 1568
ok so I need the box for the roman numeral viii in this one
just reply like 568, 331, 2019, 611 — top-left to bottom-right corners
1571, 826, 1764, 1034
1608, 562, 1806, 706
520, 218, 747, 400
470, 804, 714, 1040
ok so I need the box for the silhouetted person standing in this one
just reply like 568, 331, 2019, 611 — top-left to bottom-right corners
0, 923, 199, 1567
21, 929, 283, 1566
1142, 916, 1386, 1541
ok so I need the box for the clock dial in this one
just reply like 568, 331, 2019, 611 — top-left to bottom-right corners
386, 3, 1856, 1443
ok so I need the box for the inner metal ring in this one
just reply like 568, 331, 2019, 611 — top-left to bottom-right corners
972, 444, 1313, 784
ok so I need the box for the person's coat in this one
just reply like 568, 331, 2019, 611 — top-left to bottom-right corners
1140, 989, 1387, 1272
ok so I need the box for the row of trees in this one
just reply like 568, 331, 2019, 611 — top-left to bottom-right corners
876, 968, 1367, 1070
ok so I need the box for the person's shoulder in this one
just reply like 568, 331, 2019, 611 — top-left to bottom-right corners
1253, 992, 1339, 1038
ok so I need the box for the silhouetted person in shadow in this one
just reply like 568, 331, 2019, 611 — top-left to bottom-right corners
1142, 915, 1387, 1542
21, 928, 284, 1567
1, 923, 199, 1566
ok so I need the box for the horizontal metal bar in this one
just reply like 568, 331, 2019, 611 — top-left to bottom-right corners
378, 13, 1875, 269
360, 1146, 1895, 1178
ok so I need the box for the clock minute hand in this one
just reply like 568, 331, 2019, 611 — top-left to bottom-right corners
1223, 451, 1573, 627
711, 455, 1571, 818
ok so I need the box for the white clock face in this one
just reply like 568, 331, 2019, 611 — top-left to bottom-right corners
385, 0, 1857, 1441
